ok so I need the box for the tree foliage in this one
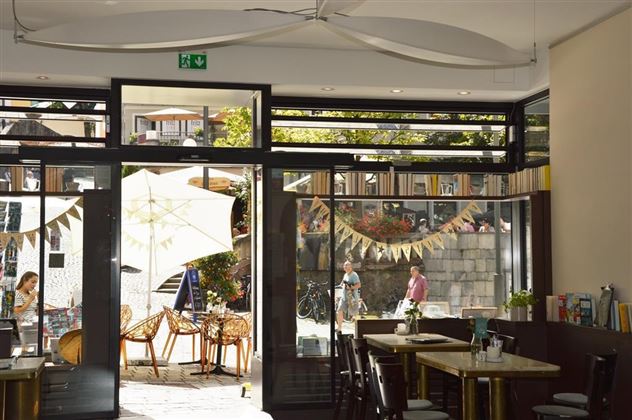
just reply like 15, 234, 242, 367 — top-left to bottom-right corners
193, 251, 241, 302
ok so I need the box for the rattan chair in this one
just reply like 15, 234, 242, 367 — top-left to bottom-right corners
162, 306, 201, 362
121, 311, 165, 377
119, 305, 132, 368
200, 315, 220, 373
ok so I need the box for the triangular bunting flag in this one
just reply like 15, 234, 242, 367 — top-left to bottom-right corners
26, 231, 37, 249
412, 241, 424, 259
433, 234, 445, 249
75, 197, 84, 208
374, 242, 387, 262
391, 243, 401, 263
469, 202, 482, 214
334, 221, 345, 234
423, 239, 434, 253
57, 213, 71, 230
339, 226, 354, 243
0, 233, 7, 248
448, 231, 458, 241
401, 243, 412, 261
309, 197, 322, 213
462, 209, 475, 223
350, 232, 362, 250
360, 236, 373, 258
15, 235, 24, 251
67, 205, 81, 221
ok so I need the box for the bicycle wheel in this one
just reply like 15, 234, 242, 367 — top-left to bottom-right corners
311, 299, 322, 323
297, 296, 312, 319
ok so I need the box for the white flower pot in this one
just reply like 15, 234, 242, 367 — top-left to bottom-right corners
509, 307, 528, 321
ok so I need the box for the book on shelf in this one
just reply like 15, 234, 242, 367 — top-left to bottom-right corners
558, 294, 568, 323
611, 299, 620, 331
546, 295, 559, 322
619, 303, 631, 333
579, 297, 593, 326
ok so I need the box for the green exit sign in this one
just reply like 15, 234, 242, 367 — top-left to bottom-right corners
179, 53, 207, 70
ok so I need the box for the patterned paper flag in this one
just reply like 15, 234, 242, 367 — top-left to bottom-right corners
360, 236, 373, 258
391, 244, 401, 263
401, 243, 412, 261
412, 241, 424, 259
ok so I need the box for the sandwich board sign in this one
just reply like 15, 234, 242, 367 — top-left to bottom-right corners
173, 268, 205, 312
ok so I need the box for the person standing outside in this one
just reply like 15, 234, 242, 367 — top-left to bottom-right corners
405, 265, 429, 303
336, 261, 360, 331
14, 271, 39, 323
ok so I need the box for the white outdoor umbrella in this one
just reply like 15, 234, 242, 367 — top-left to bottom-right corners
143, 107, 202, 121
160, 166, 244, 184
121, 169, 235, 318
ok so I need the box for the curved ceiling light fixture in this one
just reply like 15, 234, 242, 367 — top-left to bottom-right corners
17, 0, 532, 67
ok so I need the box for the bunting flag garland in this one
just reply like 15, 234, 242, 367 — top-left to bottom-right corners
306, 196, 482, 262
25, 231, 37, 249
57, 213, 71, 230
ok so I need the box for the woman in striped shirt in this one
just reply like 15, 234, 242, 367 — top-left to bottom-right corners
14, 271, 39, 323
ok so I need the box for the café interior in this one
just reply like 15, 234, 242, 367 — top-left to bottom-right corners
1, 2, 632, 420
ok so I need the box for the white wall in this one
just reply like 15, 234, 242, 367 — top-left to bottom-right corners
550, 9, 632, 302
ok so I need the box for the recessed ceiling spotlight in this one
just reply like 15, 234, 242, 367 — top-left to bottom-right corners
390, 89, 404, 93
321, 87, 335, 91
36, 75, 49, 80
458, 91, 471, 95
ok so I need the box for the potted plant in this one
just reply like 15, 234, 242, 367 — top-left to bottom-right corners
503, 290, 537, 321
404, 299, 422, 334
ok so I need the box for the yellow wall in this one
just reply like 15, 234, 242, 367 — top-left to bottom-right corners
550, 8, 632, 302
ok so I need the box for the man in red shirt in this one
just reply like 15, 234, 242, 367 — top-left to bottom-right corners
404, 265, 429, 303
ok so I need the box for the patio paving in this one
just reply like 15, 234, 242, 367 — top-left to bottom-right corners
119, 363, 271, 420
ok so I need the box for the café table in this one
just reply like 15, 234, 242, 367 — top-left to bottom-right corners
416, 351, 560, 420
364, 333, 470, 398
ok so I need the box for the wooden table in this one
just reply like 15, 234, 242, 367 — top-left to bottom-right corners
416, 351, 560, 420
0, 356, 45, 420
364, 333, 470, 398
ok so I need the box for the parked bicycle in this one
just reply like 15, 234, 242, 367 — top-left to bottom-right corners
297, 279, 330, 323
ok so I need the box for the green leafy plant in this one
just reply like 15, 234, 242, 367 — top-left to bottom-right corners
129, 132, 139, 144
404, 299, 422, 321
503, 290, 537, 311
193, 127, 205, 139
193, 251, 241, 302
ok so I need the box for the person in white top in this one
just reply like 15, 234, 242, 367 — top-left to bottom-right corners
13, 271, 39, 323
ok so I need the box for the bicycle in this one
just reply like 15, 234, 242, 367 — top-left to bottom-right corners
297, 280, 330, 323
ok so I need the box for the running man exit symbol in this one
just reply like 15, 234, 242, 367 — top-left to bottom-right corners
178, 53, 207, 70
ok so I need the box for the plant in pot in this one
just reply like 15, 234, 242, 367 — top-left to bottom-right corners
503, 290, 537, 321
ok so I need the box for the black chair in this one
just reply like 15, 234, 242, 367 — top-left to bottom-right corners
351, 338, 373, 420
476, 332, 519, 419
552, 352, 617, 415
532, 354, 607, 419
367, 352, 434, 420
335, 331, 355, 420
375, 361, 450, 420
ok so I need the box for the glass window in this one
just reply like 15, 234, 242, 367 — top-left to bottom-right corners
0, 97, 107, 150
524, 97, 550, 162
120, 85, 262, 147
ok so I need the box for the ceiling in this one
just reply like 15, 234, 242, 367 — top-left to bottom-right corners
0, 0, 630, 100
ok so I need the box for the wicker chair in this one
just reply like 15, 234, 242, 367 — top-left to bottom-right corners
119, 305, 132, 368
121, 311, 165, 377
162, 306, 201, 362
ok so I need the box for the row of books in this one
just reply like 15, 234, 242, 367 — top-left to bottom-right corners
546, 293, 595, 326
611, 301, 632, 333
507, 165, 551, 195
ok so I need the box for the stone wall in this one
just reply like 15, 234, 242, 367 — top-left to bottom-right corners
299, 232, 511, 317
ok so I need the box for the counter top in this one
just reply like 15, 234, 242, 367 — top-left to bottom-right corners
0, 357, 45, 381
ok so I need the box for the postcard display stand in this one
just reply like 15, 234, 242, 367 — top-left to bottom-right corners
0, 201, 21, 318
173, 268, 205, 313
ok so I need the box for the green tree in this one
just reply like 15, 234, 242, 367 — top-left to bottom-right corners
193, 251, 241, 302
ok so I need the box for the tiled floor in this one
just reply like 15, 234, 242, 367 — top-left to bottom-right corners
119, 363, 271, 420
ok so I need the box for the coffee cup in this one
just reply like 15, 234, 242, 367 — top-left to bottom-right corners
487, 346, 501, 359
396, 323, 408, 334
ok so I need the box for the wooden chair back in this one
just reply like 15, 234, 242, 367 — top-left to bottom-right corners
351, 338, 370, 394
585, 354, 607, 419
376, 361, 408, 415
368, 352, 399, 416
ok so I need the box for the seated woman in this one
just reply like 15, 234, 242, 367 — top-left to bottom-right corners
13, 271, 39, 323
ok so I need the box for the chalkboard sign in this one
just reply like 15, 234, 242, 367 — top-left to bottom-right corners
173, 268, 205, 313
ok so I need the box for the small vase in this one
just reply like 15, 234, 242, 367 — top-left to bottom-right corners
406, 318, 418, 335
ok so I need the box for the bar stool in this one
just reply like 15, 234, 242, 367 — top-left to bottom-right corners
532, 354, 607, 420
